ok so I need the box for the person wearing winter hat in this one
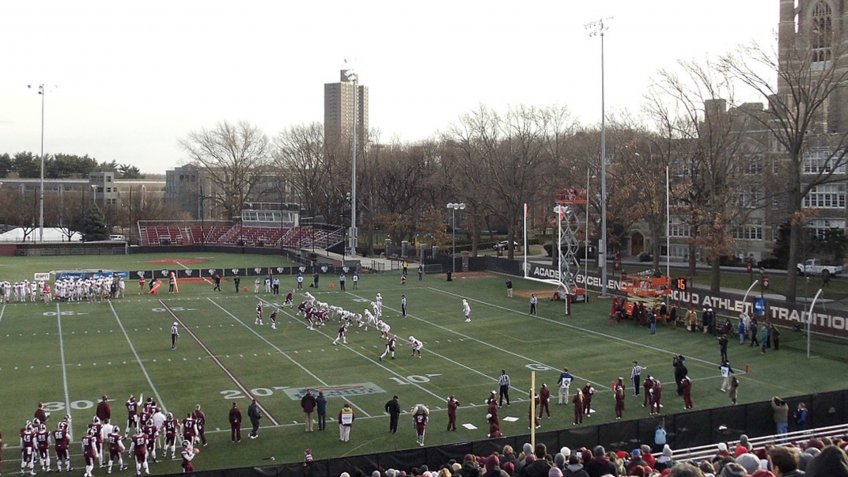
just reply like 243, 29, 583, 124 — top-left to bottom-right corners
737, 452, 761, 475
484, 455, 509, 477
522, 444, 552, 477
553, 454, 566, 470
547, 468, 563, 477
718, 462, 746, 477
641, 445, 656, 469
560, 447, 571, 459
563, 455, 588, 477
627, 449, 648, 474
502, 463, 515, 476
735, 435, 753, 457
583, 446, 616, 477
656, 444, 676, 471
805, 445, 848, 477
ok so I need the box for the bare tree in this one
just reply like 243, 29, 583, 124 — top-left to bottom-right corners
272, 123, 328, 219
721, 36, 848, 302
646, 59, 755, 293
180, 121, 270, 221
445, 105, 571, 259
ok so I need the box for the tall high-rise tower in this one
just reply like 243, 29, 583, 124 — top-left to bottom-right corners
324, 70, 369, 153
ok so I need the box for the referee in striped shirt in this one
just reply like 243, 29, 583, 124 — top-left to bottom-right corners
498, 370, 511, 406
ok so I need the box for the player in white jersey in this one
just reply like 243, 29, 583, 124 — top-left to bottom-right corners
408, 336, 423, 358
463, 299, 472, 322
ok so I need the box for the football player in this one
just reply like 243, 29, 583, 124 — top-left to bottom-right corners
163, 413, 179, 459
106, 425, 126, 473
82, 427, 98, 477
20, 422, 36, 476
52, 421, 71, 472
129, 428, 149, 476
254, 302, 264, 325
408, 336, 423, 358
181, 413, 197, 448
192, 405, 207, 447
125, 395, 139, 434
379, 335, 397, 361
36, 423, 50, 472
180, 441, 197, 473
142, 419, 158, 463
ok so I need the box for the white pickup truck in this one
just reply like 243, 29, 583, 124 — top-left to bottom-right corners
797, 259, 843, 276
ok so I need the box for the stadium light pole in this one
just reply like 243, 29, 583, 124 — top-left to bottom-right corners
343, 70, 359, 258
586, 17, 611, 296
446, 202, 465, 273
28, 84, 47, 242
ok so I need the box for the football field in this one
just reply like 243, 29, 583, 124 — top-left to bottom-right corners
2, 264, 847, 474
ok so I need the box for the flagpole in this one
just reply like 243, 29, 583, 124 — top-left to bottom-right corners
523, 203, 528, 278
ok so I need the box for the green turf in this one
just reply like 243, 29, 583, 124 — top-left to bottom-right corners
0, 252, 299, 282
1, 266, 846, 474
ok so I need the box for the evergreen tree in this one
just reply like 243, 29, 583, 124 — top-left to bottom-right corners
81, 205, 109, 242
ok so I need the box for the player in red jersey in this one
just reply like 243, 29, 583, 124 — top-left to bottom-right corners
446, 396, 460, 431
163, 412, 179, 459
649, 378, 663, 415
192, 405, 207, 447
284, 290, 294, 307
254, 302, 264, 325
379, 335, 397, 360
269, 308, 278, 330
129, 429, 149, 476
36, 423, 51, 472
82, 427, 99, 477
412, 404, 429, 447
180, 441, 197, 473
614, 377, 626, 420
52, 423, 71, 472
181, 413, 197, 448
90, 417, 104, 468
332, 322, 348, 345
107, 426, 126, 473
125, 395, 139, 434
142, 398, 155, 419
20, 423, 36, 476
142, 419, 158, 463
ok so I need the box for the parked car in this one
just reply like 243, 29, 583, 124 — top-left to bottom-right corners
494, 240, 519, 251
796, 258, 843, 276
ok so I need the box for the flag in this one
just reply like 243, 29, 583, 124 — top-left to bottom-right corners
524, 203, 528, 219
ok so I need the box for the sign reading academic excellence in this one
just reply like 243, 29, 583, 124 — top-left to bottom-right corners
524, 263, 848, 336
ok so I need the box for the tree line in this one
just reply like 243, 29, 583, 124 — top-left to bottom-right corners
0, 152, 144, 179
181, 38, 848, 304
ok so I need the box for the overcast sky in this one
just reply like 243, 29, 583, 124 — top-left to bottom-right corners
0, 1, 778, 174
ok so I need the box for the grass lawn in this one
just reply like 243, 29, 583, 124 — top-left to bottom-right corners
1, 255, 846, 474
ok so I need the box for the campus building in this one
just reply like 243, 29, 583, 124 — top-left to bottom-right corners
324, 69, 369, 154
632, 0, 848, 264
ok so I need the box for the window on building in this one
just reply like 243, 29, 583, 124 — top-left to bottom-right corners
803, 148, 846, 174
732, 219, 764, 240
808, 218, 846, 239
803, 184, 847, 208
811, 1, 832, 63
668, 217, 691, 238
743, 154, 763, 175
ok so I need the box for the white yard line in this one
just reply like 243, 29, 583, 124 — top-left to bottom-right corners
107, 300, 166, 409
55, 303, 72, 434
158, 299, 280, 426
